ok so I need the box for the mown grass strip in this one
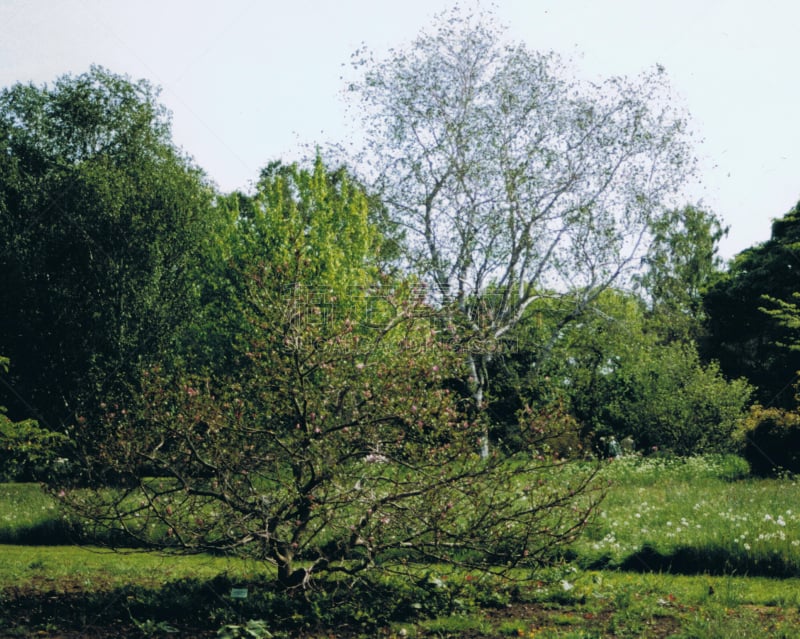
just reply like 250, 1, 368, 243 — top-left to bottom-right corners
0, 545, 274, 591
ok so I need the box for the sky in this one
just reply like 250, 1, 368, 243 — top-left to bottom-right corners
1, 0, 799, 260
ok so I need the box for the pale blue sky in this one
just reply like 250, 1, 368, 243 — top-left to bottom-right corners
2, 0, 799, 259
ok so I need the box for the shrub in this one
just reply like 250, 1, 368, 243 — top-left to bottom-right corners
580, 343, 752, 456
60, 274, 603, 590
0, 356, 70, 481
0, 414, 63, 482
738, 404, 800, 476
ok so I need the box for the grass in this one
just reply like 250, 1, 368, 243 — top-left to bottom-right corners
0, 545, 272, 590
573, 454, 800, 576
0, 482, 76, 544
4, 455, 800, 637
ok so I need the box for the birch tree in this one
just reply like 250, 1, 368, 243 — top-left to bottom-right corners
349, 6, 695, 455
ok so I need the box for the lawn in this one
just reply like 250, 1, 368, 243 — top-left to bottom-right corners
3, 456, 800, 638
575, 455, 800, 576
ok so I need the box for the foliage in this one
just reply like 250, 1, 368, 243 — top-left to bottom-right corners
583, 341, 750, 455
0, 414, 67, 482
217, 619, 274, 639
759, 291, 800, 346
0, 357, 69, 481
492, 290, 752, 456
184, 155, 383, 373
702, 201, 800, 407
635, 205, 729, 344
0, 67, 214, 441
59, 173, 601, 589
349, 5, 695, 455
736, 282, 800, 475
249, 156, 380, 292
737, 404, 800, 476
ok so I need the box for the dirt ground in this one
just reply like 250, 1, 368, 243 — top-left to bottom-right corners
0, 588, 686, 639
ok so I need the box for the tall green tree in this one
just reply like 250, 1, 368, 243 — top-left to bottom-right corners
0, 66, 214, 436
183, 155, 383, 373
636, 205, 728, 343
349, 6, 695, 455
702, 202, 800, 407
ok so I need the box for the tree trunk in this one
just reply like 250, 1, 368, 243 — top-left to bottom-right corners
467, 353, 490, 459
278, 562, 308, 589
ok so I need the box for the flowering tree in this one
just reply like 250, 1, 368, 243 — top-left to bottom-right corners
62, 270, 602, 588
59, 159, 602, 589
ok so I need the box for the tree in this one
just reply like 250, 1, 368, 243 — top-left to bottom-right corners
61, 170, 603, 589
702, 202, 800, 407
0, 66, 214, 437
348, 6, 695, 455
182, 155, 382, 374
635, 205, 728, 343
739, 295, 800, 474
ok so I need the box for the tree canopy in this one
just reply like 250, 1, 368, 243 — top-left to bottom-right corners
0, 66, 214, 435
636, 205, 728, 344
182, 155, 383, 373
702, 202, 800, 407
349, 5, 696, 454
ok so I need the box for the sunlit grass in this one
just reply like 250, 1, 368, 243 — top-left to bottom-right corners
6, 456, 800, 578
572, 455, 800, 576
0, 545, 275, 592
0, 483, 65, 541
6, 456, 800, 637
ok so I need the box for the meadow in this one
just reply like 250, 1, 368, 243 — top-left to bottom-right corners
3, 455, 800, 637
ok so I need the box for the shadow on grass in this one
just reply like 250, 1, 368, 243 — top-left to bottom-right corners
0, 518, 84, 546
588, 544, 800, 578
0, 518, 166, 548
